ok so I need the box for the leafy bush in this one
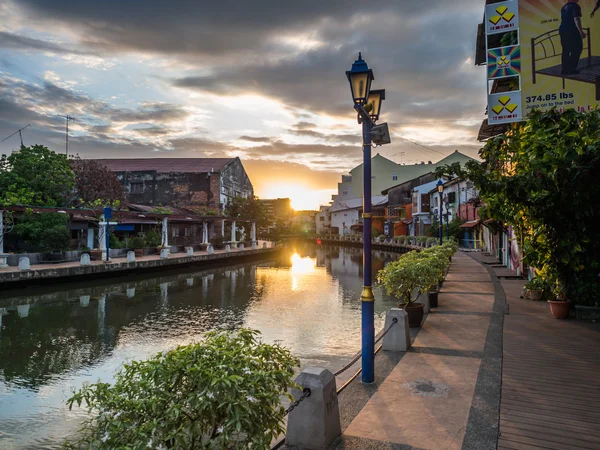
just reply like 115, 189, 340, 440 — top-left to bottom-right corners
13, 212, 70, 252
377, 251, 439, 304
144, 230, 162, 247
129, 236, 146, 249
524, 277, 546, 291
109, 234, 125, 249
66, 328, 299, 450
40, 226, 71, 251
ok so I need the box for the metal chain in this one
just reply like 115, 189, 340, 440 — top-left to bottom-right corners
283, 388, 311, 416
333, 317, 398, 377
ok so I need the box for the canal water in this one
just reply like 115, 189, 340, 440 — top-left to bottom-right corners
0, 242, 399, 449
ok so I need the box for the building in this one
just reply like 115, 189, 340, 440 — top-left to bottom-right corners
257, 198, 294, 224
329, 196, 387, 235
316, 205, 331, 234
292, 210, 317, 234
349, 151, 477, 199
95, 158, 253, 212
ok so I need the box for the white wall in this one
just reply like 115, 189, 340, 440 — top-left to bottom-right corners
331, 209, 360, 235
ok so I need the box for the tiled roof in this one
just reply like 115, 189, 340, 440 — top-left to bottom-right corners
94, 158, 235, 173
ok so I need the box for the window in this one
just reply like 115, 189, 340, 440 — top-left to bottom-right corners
392, 174, 398, 181
447, 191, 456, 204
343, 190, 348, 196
344, 213, 348, 217
130, 182, 143, 194
421, 193, 430, 212
319, 216, 325, 222
184, 227, 191, 237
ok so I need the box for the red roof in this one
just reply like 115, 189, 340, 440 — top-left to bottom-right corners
94, 158, 235, 173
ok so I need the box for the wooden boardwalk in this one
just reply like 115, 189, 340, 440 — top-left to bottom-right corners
495, 275, 600, 449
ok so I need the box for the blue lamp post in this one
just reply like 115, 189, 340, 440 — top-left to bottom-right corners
436, 179, 444, 245
346, 53, 384, 384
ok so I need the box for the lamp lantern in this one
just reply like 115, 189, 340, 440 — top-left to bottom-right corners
346, 52, 374, 105
436, 178, 444, 194
366, 89, 385, 122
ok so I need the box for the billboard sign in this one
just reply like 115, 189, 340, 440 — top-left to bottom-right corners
485, 0, 600, 125
520, 0, 600, 115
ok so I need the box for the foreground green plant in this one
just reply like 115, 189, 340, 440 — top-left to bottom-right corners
65, 328, 300, 450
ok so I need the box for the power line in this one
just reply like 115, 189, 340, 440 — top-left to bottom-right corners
394, 135, 448, 157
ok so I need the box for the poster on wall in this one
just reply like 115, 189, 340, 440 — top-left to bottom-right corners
485, 0, 600, 124
520, 0, 600, 115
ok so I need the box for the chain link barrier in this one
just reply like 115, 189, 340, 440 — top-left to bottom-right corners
283, 388, 311, 417
333, 317, 398, 377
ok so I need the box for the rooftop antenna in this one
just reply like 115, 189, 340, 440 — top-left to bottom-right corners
57, 114, 75, 156
2, 124, 31, 147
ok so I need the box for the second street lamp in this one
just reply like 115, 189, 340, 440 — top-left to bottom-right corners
346, 53, 390, 384
436, 179, 444, 245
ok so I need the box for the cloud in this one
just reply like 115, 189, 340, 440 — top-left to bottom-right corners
0, 31, 81, 54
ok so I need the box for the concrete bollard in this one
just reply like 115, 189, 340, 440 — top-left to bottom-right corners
225, 245, 231, 253
286, 368, 341, 449
126, 251, 135, 263
186, 247, 194, 256
382, 308, 412, 352
263, 242, 267, 249
18, 257, 31, 271
252, 242, 257, 249
160, 248, 169, 259
126, 287, 135, 298
207, 244, 214, 255
238, 243, 245, 250
80, 254, 91, 266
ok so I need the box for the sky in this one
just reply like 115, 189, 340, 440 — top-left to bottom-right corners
0, 0, 486, 210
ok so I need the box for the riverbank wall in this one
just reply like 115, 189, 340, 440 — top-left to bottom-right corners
0, 244, 281, 289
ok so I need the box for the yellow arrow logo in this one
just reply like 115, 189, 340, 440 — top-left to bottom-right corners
489, 6, 515, 25
492, 96, 518, 115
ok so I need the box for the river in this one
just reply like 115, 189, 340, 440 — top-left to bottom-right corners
0, 241, 399, 449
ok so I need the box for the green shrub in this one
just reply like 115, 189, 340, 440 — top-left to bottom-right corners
66, 328, 299, 450
144, 230, 161, 247
40, 226, 71, 251
129, 236, 146, 249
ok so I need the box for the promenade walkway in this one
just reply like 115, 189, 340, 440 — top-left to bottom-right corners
323, 251, 600, 450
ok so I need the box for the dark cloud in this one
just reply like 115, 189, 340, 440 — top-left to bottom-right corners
0, 31, 82, 54
238, 135, 275, 143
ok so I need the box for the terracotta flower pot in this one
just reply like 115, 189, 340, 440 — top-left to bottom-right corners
548, 300, 570, 319
398, 302, 425, 328
134, 249, 144, 257
90, 249, 102, 261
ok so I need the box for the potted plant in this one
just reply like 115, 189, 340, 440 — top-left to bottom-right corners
548, 281, 570, 319
90, 248, 103, 260
377, 252, 437, 327
524, 277, 546, 301
130, 236, 146, 257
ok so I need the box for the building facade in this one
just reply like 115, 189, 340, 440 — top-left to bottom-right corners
316, 205, 331, 234
257, 198, 294, 224
96, 158, 253, 212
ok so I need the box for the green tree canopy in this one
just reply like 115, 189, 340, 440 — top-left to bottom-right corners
224, 196, 268, 227
0, 145, 75, 207
458, 109, 600, 304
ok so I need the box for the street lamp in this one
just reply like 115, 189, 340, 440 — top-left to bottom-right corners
346, 53, 390, 384
436, 179, 444, 245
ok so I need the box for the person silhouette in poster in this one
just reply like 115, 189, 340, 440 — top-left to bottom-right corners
560, 0, 587, 74
592, 0, 600, 17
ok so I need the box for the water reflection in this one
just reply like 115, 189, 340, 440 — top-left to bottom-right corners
0, 242, 398, 449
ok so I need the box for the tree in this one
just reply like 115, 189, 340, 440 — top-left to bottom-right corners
224, 196, 268, 227
0, 145, 75, 207
456, 109, 600, 305
13, 211, 70, 252
70, 157, 125, 208
66, 328, 299, 450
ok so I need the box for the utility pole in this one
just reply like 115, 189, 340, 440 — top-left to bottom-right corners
58, 115, 75, 156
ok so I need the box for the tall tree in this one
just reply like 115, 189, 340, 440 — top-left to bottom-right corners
224, 196, 268, 227
0, 145, 75, 206
70, 157, 125, 207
